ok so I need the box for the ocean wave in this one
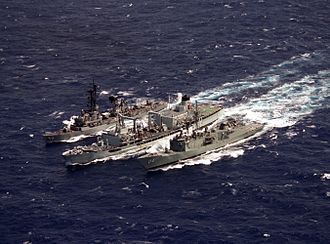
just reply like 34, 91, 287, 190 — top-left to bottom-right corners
48, 111, 65, 119
321, 173, 330, 180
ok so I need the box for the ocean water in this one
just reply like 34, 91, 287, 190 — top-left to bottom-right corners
1, 0, 329, 243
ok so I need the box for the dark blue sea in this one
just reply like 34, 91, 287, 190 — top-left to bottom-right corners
1, 0, 329, 243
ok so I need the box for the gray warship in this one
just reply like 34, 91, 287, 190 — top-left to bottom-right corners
63, 96, 222, 166
138, 118, 264, 170
43, 83, 167, 143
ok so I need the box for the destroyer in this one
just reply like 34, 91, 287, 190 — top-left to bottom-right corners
63, 96, 222, 166
138, 118, 264, 170
43, 83, 167, 143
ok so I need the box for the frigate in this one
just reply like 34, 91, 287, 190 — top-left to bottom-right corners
63, 96, 222, 166
43, 83, 167, 143
138, 118, 264, 170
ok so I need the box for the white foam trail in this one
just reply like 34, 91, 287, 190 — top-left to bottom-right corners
100, 90, 110, 95
192, 52, 325, 103
321, 173, 330, 180
158, 148, 245, 171
193, 74, 281, 102
61, 134, 91, 143
220, 70, 329, 128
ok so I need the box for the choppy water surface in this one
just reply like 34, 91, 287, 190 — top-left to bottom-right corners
0, 1, 329, 243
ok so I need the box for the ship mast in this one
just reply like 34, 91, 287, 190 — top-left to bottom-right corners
194, 100, 199, 128
87, 80, 98, 112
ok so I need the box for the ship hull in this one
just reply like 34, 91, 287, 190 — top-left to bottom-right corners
64, 130, 179, 166
43, 121, 116, 143
139, 123, 263, 170
64, 150, 116, 166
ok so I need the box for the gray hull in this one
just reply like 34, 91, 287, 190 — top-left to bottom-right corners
139, 124, 263, 170
44, 121, 116, 143
64, 149, 118, 166
64, 130, 180, 166
64, 108, 223, 166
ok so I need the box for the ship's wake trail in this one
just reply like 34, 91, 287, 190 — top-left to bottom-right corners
221, 70, 329, 128
193, 52, 328, 104
159, 53, 330, 171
